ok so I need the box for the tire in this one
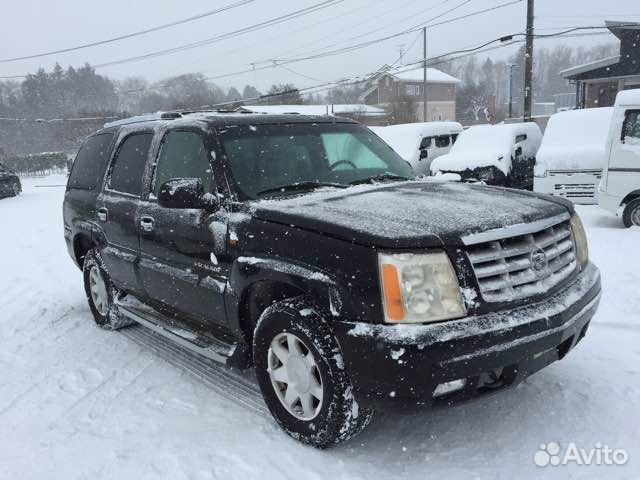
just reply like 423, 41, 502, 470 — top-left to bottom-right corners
82, 249, 134, 330
253, 297, 374, 448
622, 199, 640, 228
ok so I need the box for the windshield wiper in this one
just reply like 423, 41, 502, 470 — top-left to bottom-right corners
349, 173, 411, 186
256, 181, 347, 198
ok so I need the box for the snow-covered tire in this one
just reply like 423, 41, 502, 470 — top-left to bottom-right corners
622, 199, 640, 228
253, 297, 374, 448
83, 249, 133, 330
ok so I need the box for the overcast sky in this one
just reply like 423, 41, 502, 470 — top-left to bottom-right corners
1, 0, 639, 92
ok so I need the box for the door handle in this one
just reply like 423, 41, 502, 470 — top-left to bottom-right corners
140, 216, 155, 233
97, 207, 108, 222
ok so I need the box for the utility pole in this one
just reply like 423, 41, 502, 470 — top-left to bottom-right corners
507, 63, 515, 118
422, 26, 428, 122
523, 0, 534, 121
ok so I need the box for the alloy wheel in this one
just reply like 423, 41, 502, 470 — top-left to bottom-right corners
89, 265, 109, 316
267, 332, 324, 421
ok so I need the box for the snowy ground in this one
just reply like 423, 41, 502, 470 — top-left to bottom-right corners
1, 175, 638, 480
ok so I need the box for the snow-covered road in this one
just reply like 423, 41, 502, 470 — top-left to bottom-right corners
1, 175, 638, 480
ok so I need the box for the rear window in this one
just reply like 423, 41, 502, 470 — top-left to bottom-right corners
68, 133, 114, 190
108, 133, 154, 196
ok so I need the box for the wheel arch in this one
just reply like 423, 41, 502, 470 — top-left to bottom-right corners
621, 190, 640, 206
73, 233, 96, 268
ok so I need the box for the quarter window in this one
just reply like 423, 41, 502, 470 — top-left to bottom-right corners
621, 110, 640, 144
68, 133, 114, 190
152, 131, 212, 197
108, 133, 153, 196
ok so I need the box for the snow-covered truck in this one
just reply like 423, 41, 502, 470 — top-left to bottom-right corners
430, 123, 542, 190
534, 107, 614, 204
370, 122, 463, 175
598, 88, 640, 227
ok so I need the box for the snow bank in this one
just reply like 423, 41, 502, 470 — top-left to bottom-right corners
534, 107, 614, 175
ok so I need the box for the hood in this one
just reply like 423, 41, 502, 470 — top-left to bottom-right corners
431, 151, 509, 175
251, 181, 570, 248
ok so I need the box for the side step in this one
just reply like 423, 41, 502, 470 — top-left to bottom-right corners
115, 296, 249, 368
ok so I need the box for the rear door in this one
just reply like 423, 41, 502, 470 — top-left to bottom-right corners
137, 128, 230, 327
96, 130, 154, 295
608, 108, 640, 196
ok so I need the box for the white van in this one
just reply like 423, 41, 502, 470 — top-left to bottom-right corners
371, 122, 463, 175
599, 88, 640, 227
430, 122, 542, 190
534, 107, 613, 204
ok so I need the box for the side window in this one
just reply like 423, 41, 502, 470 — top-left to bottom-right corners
322, 133, 386, 170
419, 137, 432, 149
515, 134, 528, 144
621, 109, 640, 144
68, 133, 114, 190
108, 133, 153, 196
451, 133, 459, 144
152, 131, 212, 197
435, 135, 450, 148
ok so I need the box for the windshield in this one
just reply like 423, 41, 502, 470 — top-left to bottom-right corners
219, 123, 414, 199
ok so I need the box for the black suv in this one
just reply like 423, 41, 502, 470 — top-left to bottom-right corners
63, 112, 601, 447
0, 162, 21, 198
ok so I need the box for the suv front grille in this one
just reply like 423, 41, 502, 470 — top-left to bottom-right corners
466, 220, 577, 303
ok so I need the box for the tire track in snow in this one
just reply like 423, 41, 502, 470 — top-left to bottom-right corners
121, 326, 268, 416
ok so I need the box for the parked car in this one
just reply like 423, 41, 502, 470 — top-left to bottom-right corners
63, 112, 600, 447
598, 88, 640, 227
0, 162, 21, 198
370, 122, 463, 175
534, 107, 614, 204
430, 122, 542, 189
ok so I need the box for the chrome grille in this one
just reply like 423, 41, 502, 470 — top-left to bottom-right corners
466, 220, 577, 303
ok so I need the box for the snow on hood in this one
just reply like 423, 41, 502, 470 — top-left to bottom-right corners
534, 107, 613, 174
430, 151, 507, 175
251, 181, 569, 248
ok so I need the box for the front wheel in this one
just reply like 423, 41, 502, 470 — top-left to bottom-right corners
623, 199, 640, 228
253, 298, 374, 448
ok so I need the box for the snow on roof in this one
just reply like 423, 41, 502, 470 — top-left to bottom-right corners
373, 122, 463, 163
241, 104, 386, 116
390, 67, 460, 84
535, 107, 614, 173
560, 56, 620, 78
615, 88, 640, 106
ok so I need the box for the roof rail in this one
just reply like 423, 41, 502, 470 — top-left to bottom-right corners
103, 111, 182, 129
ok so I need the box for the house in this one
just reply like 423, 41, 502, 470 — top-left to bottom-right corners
359, 66, 460, 122
561, 21, 640, 108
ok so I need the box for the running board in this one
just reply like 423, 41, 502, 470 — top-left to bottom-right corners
115, 296, 249, 368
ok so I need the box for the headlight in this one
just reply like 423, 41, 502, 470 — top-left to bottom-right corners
379, 252, 466, 324
570, 213, 589, 269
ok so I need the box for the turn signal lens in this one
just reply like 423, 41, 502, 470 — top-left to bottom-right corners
381, 264, 405, 321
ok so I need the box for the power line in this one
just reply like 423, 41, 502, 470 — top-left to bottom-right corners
91, 0, 344, 69
0, 0, 256, 64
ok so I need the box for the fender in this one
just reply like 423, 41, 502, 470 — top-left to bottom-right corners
622, 189, 640, 205
224, 255, 342, 334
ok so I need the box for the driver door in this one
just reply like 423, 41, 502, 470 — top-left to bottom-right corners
137, 128, 230, 327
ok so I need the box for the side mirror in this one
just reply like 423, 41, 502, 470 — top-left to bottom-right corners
158, 178, 219, 211
419, 149, 429, 160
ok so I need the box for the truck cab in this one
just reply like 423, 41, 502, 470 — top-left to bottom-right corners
598, 89, 640, 227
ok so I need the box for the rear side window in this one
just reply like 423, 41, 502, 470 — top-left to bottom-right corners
68, 133, 114, 190
621, 110, 640, 144
435, 135, 450, 148
515, 134, 528, 143
108, 133, 154, 196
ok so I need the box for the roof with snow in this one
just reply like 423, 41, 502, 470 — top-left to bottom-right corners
240, 104, 386, 117
389, 67, 460, 84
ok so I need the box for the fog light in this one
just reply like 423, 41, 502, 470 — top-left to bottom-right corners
433, 379, 467, 398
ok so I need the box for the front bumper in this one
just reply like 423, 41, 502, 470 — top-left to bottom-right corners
333, 262, 601, 407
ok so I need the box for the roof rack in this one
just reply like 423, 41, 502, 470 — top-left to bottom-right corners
103, 111, 183, 129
